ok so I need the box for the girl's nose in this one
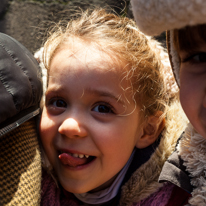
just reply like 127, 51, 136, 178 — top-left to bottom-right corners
58, 118, 87, 138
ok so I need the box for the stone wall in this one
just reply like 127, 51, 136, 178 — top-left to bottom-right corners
0, 0, 165, 53
0, 0, 131, 53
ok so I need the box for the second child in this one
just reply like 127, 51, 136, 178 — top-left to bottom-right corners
131, 0, 206, 205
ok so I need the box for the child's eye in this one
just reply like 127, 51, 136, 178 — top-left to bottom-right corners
45, 97, 67, 115
54, 99, 67, 107
92, 104, 114, 114
182, 52, 206, 64
193, 53, 206, 63
48, 98, 67, 108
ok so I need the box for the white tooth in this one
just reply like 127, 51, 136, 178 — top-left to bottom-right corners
85, 155, 89, 158
73, 153, 78, 158
79, 154, 84, 158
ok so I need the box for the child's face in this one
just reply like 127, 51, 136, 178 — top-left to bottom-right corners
40, 42, 143, 194
179, 34, 206, 138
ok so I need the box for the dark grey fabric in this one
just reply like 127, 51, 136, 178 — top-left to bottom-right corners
159, 151, 193, 193
0, 32, 42, 135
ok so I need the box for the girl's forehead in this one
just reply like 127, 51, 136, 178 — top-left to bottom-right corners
52, 41, 126, 74
60, 37, 102, 56
48, 43, 133, 96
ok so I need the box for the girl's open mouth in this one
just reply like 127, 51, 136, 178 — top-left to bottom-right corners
58, 151, 96, 167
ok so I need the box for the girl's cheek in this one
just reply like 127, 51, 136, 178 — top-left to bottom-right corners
39, 114, 52, 139
39, 120, 47, 141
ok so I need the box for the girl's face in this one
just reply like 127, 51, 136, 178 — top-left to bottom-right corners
179, 34, 206, 138
40, 41, 144, 194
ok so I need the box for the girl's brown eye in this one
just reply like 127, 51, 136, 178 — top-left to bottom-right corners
92, 104, 114, 114
53, 99, 67, 108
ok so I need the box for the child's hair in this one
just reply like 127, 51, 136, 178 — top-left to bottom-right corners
173, 24, 206, 53
42, 8, 177, 121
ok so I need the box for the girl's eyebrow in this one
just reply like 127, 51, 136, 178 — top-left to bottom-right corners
45, 86, 125, 105
179, 44, 206, 60
45, 86, 66, 96
180, 38, 205, 53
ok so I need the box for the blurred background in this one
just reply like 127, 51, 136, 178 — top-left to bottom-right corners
0, 0, 165, 54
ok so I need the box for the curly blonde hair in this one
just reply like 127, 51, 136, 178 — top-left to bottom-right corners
42, 8, 177, 121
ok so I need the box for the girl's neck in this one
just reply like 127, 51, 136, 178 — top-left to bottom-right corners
89, 174, 118, 193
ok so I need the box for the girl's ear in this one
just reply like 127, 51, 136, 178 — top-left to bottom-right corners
135, 111, 165, 149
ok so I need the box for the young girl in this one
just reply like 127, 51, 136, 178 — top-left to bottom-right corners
38, 9, 190, 205
131, 0, 206, 205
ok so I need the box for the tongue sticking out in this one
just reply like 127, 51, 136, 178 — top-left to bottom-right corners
59, 153, 88, 167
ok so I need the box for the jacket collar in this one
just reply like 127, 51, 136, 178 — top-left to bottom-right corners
177, 123, 206, 205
